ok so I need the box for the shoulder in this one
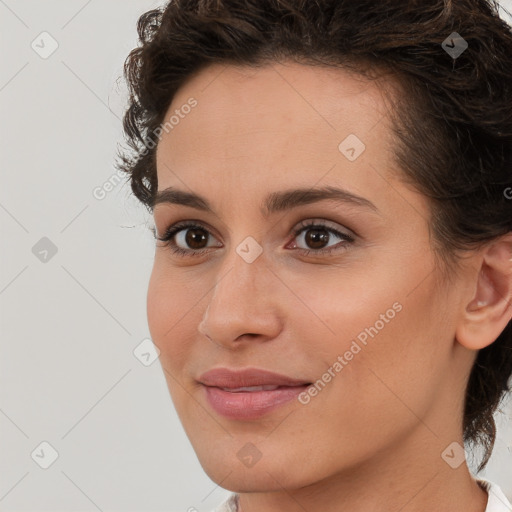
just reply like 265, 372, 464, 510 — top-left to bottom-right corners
478, 479, 512, 512
210, 492, 240, 512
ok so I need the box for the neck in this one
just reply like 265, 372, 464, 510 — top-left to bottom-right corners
237, 426, 488, 512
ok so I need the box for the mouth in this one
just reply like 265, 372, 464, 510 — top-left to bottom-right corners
197, 367, 312, 420
216, 384, 308, 392
198, 367, 311, 388
202, 384, 312, 420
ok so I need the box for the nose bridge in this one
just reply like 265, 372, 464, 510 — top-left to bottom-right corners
213, 229, 270, 301
198, 243, 280, 344
209, 244, 268, 316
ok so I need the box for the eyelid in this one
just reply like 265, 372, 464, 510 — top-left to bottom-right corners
293, 218, 355, 239
153, 219, 219, 242
288, 220, 354, 255
153, 217, 353, 239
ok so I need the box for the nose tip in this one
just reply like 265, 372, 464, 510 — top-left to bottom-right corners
196, 260, 283, 349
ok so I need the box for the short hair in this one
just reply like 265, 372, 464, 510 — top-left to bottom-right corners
116, 0, 512, 472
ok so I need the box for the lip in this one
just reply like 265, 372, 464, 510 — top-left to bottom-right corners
198, 367, 312, 420
198, 367, 311, 388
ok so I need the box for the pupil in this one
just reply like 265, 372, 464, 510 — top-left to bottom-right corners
186, 228, 207, 249
306, 228, 328, 249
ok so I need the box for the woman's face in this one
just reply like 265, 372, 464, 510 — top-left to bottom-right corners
148, 62, 475, 491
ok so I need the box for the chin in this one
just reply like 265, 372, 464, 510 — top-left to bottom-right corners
202, 462, 302, 493
195, 445, 319, 492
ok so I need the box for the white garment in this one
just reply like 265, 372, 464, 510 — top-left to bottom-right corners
478, 479, 512, 512
211, 479, 512, 512
212, 492, 238, 512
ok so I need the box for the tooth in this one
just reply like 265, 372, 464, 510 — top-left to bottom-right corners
221, 385, 280, 392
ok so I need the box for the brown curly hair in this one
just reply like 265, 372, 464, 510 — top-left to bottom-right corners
115, 0, 512, 472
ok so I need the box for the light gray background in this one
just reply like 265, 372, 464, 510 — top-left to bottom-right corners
1, 1, 511, 510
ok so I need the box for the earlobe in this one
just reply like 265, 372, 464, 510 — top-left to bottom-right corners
456, 234, 512, 351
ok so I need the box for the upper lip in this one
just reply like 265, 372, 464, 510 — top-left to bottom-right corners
198, 367, 311, 388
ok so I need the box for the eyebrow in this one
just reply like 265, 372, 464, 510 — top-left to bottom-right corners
151, 185, 380, 217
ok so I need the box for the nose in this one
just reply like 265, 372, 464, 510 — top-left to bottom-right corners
197, 246, 283, 349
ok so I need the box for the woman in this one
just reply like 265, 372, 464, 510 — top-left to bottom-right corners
116, 0, 512, 510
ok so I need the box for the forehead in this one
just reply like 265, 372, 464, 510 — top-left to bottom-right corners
155, 61, 397, 201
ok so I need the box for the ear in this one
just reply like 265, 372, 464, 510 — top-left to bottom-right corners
456, 232, 512, 351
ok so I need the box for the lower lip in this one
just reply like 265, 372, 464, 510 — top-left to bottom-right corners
202, 384, 310, 420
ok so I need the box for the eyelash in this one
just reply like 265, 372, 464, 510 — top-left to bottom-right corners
154, 220, 355, 258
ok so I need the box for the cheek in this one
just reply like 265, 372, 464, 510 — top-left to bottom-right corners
287, 261, 448, 420
284, 265, 405, 356
147, 267, 202, 417
146, 265, 196, 363
147, 266, 170, 347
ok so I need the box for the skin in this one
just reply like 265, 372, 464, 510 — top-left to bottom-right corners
147, 61, 512, 512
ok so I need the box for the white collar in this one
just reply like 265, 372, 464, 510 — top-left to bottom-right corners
478, 479, 512, 512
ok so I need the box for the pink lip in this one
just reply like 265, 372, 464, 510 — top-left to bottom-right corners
198, 367, 311, 420
198, 367, 311, 388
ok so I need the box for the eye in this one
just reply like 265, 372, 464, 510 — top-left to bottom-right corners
152, 218, 355, 258
289, 219, 355, 256
153, 221, 221, 257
